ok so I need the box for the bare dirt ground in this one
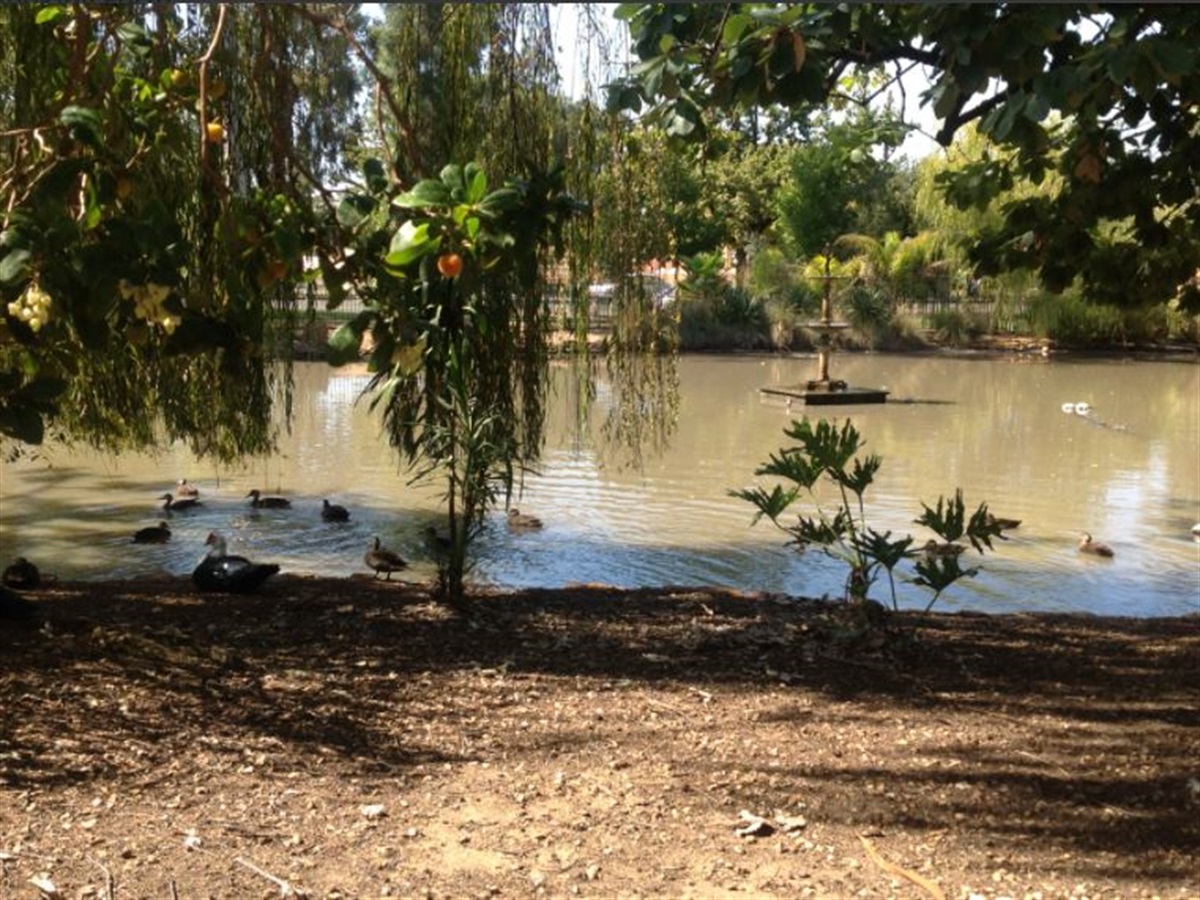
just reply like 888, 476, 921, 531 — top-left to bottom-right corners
2, 576, 1197, 900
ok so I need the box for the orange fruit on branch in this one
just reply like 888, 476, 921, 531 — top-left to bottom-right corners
205, 121, 225, 144
437, 252, 463, 278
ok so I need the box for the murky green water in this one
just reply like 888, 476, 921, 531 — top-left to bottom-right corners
3, 353, 1197, 616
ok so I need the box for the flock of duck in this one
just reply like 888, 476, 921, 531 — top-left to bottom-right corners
141, 479, 543, 592
1, 478, 548, 602
3, 473, 1196, 606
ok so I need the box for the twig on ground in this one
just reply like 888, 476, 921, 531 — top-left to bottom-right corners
860, 835, 946, 900
234, 856, 299, 898
86, 855, 115, 900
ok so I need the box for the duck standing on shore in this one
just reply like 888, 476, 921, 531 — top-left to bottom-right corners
192, 532, 281, 593
365, 536, 408, 580
3, 557, 41, 590
246, 489, 291, 509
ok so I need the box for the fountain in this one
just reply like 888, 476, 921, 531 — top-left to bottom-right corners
761, 252, 888, 406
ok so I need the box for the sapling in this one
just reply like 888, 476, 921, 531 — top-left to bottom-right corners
732, 417, 1007, 611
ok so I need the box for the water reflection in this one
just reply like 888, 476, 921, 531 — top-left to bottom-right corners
2, 354, 1197, 617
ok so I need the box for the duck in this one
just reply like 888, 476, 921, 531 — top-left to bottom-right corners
1078, 532, 1114, 558
132, 521, 172, 544
3, 557, 41, 590
1192, 523, 1200, 539
423, 525, 452, 552
985, 513, 1022, 531
160, 491, 202, 512
1060, 402, 1076, 414
921, 539, 965, 558
175, 479, 200, 499
321, 499, 350, 522
1074, 402, 1093, 416
246, 489, 291, 509
507, 508, 544, 531
0, 585, 36, 622
365, 536, 408, 580
192, 532, 280, 593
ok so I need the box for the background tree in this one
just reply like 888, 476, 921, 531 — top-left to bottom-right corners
609, 2, 1200, 312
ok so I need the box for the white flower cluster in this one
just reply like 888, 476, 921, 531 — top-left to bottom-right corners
118, 279, 181, 334
6, 282, 53, 333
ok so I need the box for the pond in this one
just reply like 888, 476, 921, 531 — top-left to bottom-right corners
2, 353, 1197, 616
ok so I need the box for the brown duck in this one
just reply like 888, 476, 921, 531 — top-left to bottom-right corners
365, 537, 408, 580
175, 479, 200, 499
1078, 533, 1114, 558
507, 508, 544, 531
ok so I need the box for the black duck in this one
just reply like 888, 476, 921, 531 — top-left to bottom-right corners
246, 489, 291, 509
321, 499, 350, 522
192, 532, 281, 593
0, 585, 36, 622
424, 525, 452, 552
365, 536, 408, 580
3, 557, 40, 590
133, 521, 172, 544
160, 492, 202, 512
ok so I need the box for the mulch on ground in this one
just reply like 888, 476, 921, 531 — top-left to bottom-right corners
2, 576, 1197, 899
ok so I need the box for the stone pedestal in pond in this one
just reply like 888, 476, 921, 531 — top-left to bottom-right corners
760, 257, 888, 406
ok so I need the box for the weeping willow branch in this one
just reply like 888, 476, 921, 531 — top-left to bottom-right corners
197, 2, 228, 190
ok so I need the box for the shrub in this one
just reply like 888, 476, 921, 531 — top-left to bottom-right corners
732, 417, 1008, 612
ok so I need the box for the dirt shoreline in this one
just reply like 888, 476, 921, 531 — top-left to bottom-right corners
2, 576, 1197, 899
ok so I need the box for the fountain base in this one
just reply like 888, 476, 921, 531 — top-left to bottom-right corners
761, 383, 889, 406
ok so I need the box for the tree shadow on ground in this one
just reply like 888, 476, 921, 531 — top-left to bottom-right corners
1, 577, 1196, 881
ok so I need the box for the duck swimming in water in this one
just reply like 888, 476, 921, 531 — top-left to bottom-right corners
985, 513, 1022, 531
3, 557, 41, 590
365, 536, 408, 580
921, 539, 965, 559
132, 521, 172, 544
246, 489, 291, 509
1078, 532, 1114, 558
507, 508, 544, 531
192, 532, 280, 593
321, 499, 350, 522
423, 525, 452, 552
175, 479, 200, 499
160, 492, 202, 512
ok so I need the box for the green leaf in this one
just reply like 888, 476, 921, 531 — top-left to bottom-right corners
385, 220, 438, 268
478, 187, 521, 216
59, 105, 103, 147
35, 6, 66, 25
0, 248, 32, 284
116, 21, 153, 55
363, 158, 388, 193
336, 194, 375, 228
393, 179, 452, 209
327, 312, 372, 366
466, 166, 488, 205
